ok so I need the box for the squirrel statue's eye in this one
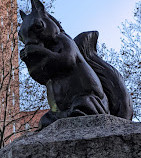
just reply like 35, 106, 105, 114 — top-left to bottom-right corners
33, 21, 44, 33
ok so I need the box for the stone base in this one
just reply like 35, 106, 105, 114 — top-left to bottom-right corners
0, 114, 141, 158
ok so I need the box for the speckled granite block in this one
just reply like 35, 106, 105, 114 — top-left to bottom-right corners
0, 114, 141, 158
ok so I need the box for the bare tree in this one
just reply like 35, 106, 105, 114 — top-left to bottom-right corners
97, 1, 141, 121
119, 1, 141, 121
0, 0, 55, 148
0, 0, 20, 148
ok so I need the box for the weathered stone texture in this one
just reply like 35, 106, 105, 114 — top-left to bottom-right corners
0, 114, 141, 158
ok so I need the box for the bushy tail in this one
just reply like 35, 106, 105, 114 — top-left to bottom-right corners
74, 31, 133, 120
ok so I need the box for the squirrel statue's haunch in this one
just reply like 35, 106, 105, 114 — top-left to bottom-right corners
19, 0, 133, 130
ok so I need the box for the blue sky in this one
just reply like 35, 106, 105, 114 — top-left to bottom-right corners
53, 0, 139, 51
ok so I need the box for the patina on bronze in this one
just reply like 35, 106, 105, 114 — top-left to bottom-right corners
19, 0, 133, 130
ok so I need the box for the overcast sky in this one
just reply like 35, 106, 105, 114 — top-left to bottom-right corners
53, 0, 139, 51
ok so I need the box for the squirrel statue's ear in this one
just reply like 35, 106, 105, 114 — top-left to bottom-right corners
31, 0, 37, 11
31, 0, 45, 12
20, 10, 27, 20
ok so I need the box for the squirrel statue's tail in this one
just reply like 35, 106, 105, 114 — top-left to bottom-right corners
74, 31, 133, 120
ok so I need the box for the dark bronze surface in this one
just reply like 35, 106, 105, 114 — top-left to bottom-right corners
19, 0, 133, 129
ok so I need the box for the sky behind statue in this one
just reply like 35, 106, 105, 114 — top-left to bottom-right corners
54, 0, 139, 51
